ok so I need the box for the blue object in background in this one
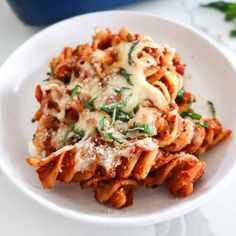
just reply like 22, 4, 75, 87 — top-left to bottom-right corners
6, 0, 143, 26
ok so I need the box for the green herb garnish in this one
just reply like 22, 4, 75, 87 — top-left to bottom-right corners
43, 78, 50, 82
61, 129, 71, 147
128, 40, 140, 65
200, 1, 236, 37
195, 121, 209, 128
188, 95, 195, 111
61, 124, 84, 147
50, 68, 55, 75
81, 97, 97, 111
230, 29, 236, 37
98, 117, 123, 144
98, 116, 105, 131
116, 110, 134, 121
114, 86, 130, 94
119, 68, 133, 86
133, 104, 140, 114
72, 127, 85, 139
71, 84, 82, 98
181, 111, 202, 120
31, 118, 36, 123
112, 108, 117, 125
176, 87, 185, 101
207, 100, 216, 117
100, 93, 132, 111
123, 122, 153, 136
99, 94, 133, 122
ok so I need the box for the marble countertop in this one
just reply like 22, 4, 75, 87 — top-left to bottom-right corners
1, 0, 236, 235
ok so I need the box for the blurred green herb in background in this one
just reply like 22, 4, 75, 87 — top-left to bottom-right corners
200, 1, 236, 37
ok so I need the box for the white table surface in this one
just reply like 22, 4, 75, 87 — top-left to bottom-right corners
1, 0, 236, 235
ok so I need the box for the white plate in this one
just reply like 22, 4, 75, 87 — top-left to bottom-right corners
0, 11, 235, 227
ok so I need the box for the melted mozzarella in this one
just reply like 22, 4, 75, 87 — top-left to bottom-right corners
34, 36, 181, 173
116, 41, 169, 112
74, 137, 157, 172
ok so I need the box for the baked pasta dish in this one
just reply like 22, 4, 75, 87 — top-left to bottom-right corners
27, 27, 231, 208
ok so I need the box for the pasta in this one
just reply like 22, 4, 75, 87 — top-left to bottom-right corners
27, 27, 231, 208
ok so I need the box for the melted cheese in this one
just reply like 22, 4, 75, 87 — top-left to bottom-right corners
74, 137, 157, 172
116, 41, 168, 112
34, 36, 181, 173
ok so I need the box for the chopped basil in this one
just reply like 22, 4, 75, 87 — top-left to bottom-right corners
115, 110, 134, 122
200, 2, 232, 12
98, 116, 105, 131
114, 86, 130, 94
43, 77, 50, 82
128, 40, 140, 65
180, 93, 202, 121
31, 118, 36, 123
195, 121, 209, 128
207, 100, 216, 118
230, 29, 236, 37
123, 122, 153, 136
112, 108, 117, 125
100, 93, 132, 111
188, 95, 195, 111
119, 68, 133, 86
181, 111, 202, 120
98, 117, 123, 144
176, 88, 185, 101
61, 129, 71, 147
72, 127, 85, 139
71, 84, 82, 98
105, 132, 123, 144
61, 124, 84, 146
133, 103, 140, 114
99, 94, 134, 122
81, 97, 97, 111
201, 2, 236, 37
50, 68, 55, 75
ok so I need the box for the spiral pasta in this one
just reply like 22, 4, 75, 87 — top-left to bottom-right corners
27, 27, 231, 208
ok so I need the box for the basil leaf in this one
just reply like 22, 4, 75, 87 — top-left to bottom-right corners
124, 123, 153, 136
50, 68, 55, 76
61, 129, 71, 147
112, 108, 117, 125
114, 87, 130, 94
133, 104, 140, 114
99, 94, 133, 122
81, 97, 97, 111
72, 127, 85, 139
71, 84, 82, 98
105, 132, 123, 144
43, 78, 50, 82
100, 93, 132, 111
115, 110, 134, 122
200, 2, 236, 37
200, 2, 232, 13
98, 117, 105, 131
225, 5, 236, 21
207, 100, 216, 118
188, 95, 195, 111
181, 111, 202, 120
230, 29, 236, 37
119, 68, 133, 86
128, 40, 139, 65
176, 88, 185, 101
195, 121, 209, 128
98, 117, 123, 144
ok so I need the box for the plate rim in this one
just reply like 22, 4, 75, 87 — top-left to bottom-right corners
0, 10, 236, 227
